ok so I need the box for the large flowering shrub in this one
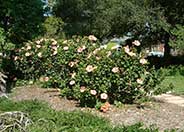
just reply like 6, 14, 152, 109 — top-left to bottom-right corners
14, 36, 164, 107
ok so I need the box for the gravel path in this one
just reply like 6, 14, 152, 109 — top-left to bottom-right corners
10, 85, 184, 131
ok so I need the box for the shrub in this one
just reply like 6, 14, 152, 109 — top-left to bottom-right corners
14, 36, 165, 107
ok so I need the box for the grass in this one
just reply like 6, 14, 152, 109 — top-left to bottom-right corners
159, 75, 184, 95
0, 98, 173, 132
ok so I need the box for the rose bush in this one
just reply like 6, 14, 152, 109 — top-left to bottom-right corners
14, 36, 165, 108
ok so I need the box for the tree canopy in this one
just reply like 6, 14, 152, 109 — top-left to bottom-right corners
0, 0, 44, 44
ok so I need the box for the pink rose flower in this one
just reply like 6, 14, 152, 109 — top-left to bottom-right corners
36, 40, 41, 44
69, 80, 75, 85
86, 65, 97, 72
132, 40, 141, 46
53, 50, 58, 55
36, 45, 41, 48
25, 52, 31, 57
44, 77, 49, 82
38, 52, 42, 58
70, 72, 76, 78
127, 51, 136, 57
124, 46, 130, 53
136, 78, 143, 85
90, 90, 97, 95
26, 45, 31, 50
80, 86, 86, 93
14, 56, 18, 61
100, 93, 108, 100
112, 67, 119, 73
63, 46, 69, 51
52, 46, 58, 50
140, 58, 148, 64
88, 35, 97, 41
68, 61, 75, 67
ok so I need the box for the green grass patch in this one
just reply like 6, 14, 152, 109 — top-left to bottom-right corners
159, 75, 184, 95
0, 98, 175, 132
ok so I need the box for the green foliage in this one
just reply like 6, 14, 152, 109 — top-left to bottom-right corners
0, 0, 44, 43
152, 0, 184, 25
0, 98, 173, 132
169, 25, 184, 51
0, 27, 15, 72
43, 16, 65, 38
54, 0, 167, 41
14, 36, 165, 107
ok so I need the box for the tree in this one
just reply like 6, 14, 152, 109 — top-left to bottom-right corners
151, 0, 184, 26
169, 25, 184, 52
0, 0, 45, 44
54, 0, 167, 43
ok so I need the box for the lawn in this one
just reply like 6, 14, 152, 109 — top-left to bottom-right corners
159, 75, 184, 95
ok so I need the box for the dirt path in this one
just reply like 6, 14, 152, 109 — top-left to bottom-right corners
154, 94, 184, 107
10, 85, 184, 131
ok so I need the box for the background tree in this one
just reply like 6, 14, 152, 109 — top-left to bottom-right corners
0, 0, 45, 44
54, 0, 167, 45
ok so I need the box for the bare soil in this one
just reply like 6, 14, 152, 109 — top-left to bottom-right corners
10, 85, 184, 131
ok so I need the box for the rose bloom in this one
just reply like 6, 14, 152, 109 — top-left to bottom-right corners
51, 39, 57, 45
136, 78, 143, 85
140, 58, 148, 64
36, 45, 41, 48
80, 86, 86, 93
69, 80, 75, 85
44, 77, 49, 82
26, 45, 31, 50
82, 45, 86, 50
127, 51, 136, 57
107, 51, 112, 57
124, 46, 130, 53
93, 48, 100, 55
77, 46, 86, 53
53, 50, 58, 55
68, 61, 75, 67
88, 35, 97, 41
90, 90, 97, 95
112, 67, 119, 73
25, 52, 31, 57
70, 72, 76, 78
36, 40, 41, 44
86, 65, 97, 72
14, 56, 18, 61
87, 53, 92, 59
96, 57, 101, 60
13, 77, 17, 81
38, 52, 42, 58
132, 40, 141, 46
40, 38, 44, 42
63, 46, 69, 51
100, 93, 108, 100
77, 47, 83, 53
52, 46, 58, 51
